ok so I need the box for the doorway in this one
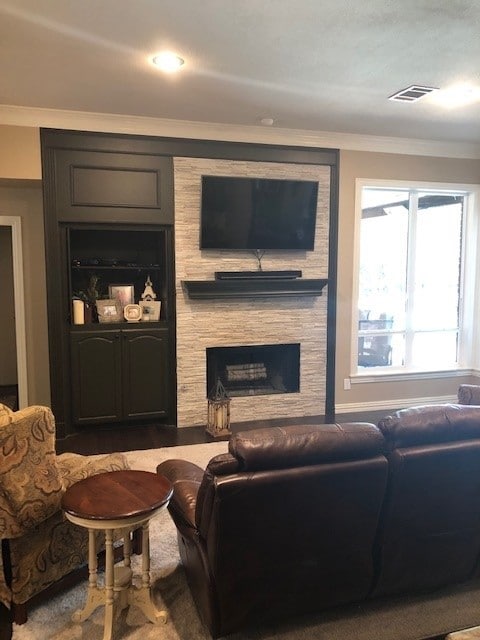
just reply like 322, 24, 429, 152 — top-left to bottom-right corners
0, 216, 28, 408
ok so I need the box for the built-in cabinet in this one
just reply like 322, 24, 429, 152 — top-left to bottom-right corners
51, 148, 173, 224
71, 327, 169, 423
41, 130, 177, 438
67, 226, 172, 425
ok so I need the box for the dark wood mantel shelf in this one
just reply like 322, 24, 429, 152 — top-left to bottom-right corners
182, 278, 329, 300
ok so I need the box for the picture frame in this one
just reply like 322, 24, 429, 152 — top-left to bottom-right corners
124, 303, 142, 323
97, 299, 122, 323
108, 284, 135, 309
139, 300, 161, 322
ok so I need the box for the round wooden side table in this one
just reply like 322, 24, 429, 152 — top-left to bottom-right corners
61, 469, 173, 640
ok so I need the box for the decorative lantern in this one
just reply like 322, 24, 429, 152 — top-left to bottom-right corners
206, 378, 231, 438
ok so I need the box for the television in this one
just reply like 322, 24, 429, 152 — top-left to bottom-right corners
200, 175, 318, 250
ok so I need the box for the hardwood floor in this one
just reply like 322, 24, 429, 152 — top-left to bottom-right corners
56, 422, 207, 455
0, 608, 10, 640
55, 410, 395, 455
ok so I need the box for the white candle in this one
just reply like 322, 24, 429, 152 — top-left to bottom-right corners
215, 406, 223, 429
73, 299, 85, 325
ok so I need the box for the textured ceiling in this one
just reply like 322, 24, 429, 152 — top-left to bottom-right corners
1, 0, 479, 144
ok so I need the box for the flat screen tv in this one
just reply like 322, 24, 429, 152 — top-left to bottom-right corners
200, 175, 318, 250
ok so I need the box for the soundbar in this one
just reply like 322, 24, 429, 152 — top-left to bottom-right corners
215, 270, 302, 280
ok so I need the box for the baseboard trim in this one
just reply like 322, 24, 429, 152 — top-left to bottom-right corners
335, 394, 458, 414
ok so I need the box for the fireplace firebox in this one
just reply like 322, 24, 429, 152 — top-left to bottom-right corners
206, 343, 300, 397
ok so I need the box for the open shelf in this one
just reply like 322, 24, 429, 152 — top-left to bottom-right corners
72, 265, 163, 271
182, 278, 328, 299
68, 226, 169, 322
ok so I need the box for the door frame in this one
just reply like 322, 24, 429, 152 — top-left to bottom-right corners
0, 216, 28, 407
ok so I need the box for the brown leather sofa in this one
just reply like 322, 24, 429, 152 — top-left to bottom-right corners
158, 405, 480, 638
374, 402, 480, 597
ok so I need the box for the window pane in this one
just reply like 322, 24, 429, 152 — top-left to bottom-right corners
413, 195, 463, 331
358, 333, 393, 367
411, 331, 458, 368
359, 190, 408, 331
357, 186, 466, 374
390, 333, 406, 367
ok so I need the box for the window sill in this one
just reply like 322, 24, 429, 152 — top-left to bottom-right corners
350, 368, 476, 384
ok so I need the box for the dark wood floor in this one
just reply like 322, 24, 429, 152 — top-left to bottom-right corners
56, 409, 395, 455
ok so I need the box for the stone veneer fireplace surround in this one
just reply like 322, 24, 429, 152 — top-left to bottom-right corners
174, 157, 331, 428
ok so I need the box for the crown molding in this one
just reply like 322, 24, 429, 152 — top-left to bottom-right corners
1, 104, 479, 160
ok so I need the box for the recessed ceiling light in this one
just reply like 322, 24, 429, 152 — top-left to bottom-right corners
432, 83, 480, 108
260, 117, 274, 126
152, 51, 185, 73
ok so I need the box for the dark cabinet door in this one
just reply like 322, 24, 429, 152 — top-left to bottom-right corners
54, 149, 173, 224
71, 331, 123, 424
121, 328, 169, 419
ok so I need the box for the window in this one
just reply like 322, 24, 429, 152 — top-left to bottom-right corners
354, 182, 477, 376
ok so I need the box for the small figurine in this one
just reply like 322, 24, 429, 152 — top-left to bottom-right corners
141, 276, 157, 301
139, 276, 161, 321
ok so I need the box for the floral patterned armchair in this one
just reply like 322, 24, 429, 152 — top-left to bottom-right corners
0, 403, 129, 624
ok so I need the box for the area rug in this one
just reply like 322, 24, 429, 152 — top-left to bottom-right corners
11, 441, 480, 640
448, 626, 480, 639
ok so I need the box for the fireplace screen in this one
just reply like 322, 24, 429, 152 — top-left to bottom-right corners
206, 343, 300, 397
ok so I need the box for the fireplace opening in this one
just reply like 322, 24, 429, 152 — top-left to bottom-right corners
206, 343, 300, 397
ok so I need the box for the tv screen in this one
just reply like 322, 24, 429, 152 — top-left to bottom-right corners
200, 176, 318, 250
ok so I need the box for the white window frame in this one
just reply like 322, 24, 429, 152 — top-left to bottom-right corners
350, 178, 480, 384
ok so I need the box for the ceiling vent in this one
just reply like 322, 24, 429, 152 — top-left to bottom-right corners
389, 85, 438, 103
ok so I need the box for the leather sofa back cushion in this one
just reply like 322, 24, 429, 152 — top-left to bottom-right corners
227, 422, 384, 472
378, 403, 480, 449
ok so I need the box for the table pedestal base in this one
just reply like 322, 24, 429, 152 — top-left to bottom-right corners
72, 582, 167, 626
62, 471, 173, 640
70, 522, 166, 640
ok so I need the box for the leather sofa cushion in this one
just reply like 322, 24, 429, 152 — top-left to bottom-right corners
228, 422, 384, 471
378, 403, 480, 450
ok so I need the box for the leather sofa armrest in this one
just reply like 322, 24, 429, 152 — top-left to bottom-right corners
157, 459, 204, 530
458, 384, 480, 405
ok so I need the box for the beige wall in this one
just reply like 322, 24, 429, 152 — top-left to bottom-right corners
0, 125, 41, 180
336, 150, 480, 409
